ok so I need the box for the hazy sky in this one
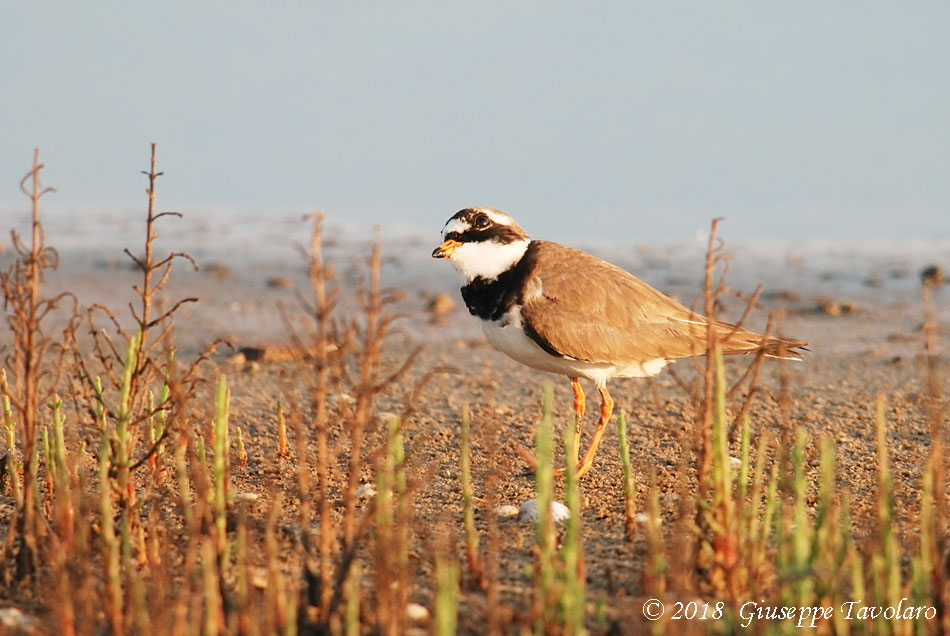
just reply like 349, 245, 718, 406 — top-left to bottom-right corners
2, 2, 948, 241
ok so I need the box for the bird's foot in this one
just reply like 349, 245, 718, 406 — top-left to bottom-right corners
512, 442, 577, 477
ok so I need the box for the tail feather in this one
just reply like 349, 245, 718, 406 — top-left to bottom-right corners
757, 337, 808, 361
713, 321, 808, 361
669, 314, 808, 361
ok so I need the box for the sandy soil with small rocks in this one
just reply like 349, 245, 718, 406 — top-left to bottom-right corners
1, 232, 949, 633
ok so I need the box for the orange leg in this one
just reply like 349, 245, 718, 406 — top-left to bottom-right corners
569, 378, 585, 466
571, 378, 586, 419
515, 378, 587, 473
515, 380, 613, 479
575, 387, 614, 479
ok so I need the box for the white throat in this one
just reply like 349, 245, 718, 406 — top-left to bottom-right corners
448, 239, 530, 284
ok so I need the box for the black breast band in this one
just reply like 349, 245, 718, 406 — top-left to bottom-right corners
460, 242, 539, 322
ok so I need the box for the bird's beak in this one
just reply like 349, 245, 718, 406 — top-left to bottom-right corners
432, 239, 461, 258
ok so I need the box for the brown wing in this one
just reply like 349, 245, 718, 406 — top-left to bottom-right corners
519, 242, 806, 364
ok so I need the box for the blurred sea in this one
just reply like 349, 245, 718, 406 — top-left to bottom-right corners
3, 208, 948, 358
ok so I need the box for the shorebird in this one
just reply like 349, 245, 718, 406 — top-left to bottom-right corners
433, 207, 807, 478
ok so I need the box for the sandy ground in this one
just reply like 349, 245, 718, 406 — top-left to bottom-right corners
1, 231, 949, 633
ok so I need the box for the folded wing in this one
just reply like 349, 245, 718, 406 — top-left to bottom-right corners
519, 242, 806, 364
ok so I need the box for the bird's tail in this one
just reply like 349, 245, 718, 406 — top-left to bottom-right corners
713, 321, 808, 361
755, 336, 808, 361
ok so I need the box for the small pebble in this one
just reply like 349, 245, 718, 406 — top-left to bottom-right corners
356, 483, 377, 500
518, 499, 570, 524
249, 566, 269, 589
234, 492, 259, 503
729, 456, 742, 468
921, 264, 945, 288
493, 504, 519, 518
763, 288, 801, 302
634, 513, 658, 524
227, 352, 247, 366
204, 262, 232, 282
426, 293, 456, 322
0, 607, 41, 631
406, 602, 430, 621
329, 392, 355, 404
267, 276, 294, 289
816, 296, 860, 316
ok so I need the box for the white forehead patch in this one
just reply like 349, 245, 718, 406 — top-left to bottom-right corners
473, 207, 515, 226
442, 217, 470, 237
442, 208, 517, 239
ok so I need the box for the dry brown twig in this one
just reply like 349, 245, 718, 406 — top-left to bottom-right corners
0, 148, 80, 581
276, 213, 428, 633
84, 144, 202, 402
76, 144, 222, 476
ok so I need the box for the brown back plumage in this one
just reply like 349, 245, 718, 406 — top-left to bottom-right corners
519, 241, 807, 365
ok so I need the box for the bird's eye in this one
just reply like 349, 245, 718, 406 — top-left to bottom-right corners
474, 214, 491, 229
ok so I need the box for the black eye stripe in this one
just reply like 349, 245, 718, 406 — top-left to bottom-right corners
445, 225, 525, 244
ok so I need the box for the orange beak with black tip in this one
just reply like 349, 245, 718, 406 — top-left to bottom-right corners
432, 239, 461, 258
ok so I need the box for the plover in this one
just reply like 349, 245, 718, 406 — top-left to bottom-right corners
433, 207, 807, 478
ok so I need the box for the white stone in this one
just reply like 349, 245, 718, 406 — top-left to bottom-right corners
356, 483, 377, 499
406, 602, 430, 621
0, 608, 40, 630
518, 499, 570, 524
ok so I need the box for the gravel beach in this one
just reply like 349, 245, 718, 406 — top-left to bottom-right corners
1, 215, 948, 633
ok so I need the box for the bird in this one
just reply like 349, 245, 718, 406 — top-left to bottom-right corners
432, 207, 807, 478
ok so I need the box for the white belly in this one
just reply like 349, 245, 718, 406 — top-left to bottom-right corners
479, 307, 668, 388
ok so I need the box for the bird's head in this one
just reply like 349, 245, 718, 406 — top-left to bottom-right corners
432, 207, 531, 283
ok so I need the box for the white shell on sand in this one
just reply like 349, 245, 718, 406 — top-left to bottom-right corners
0, 607, 40, 631
518, 499, 570, 524
356, 483, 377, 499
406, 602, 431, 621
